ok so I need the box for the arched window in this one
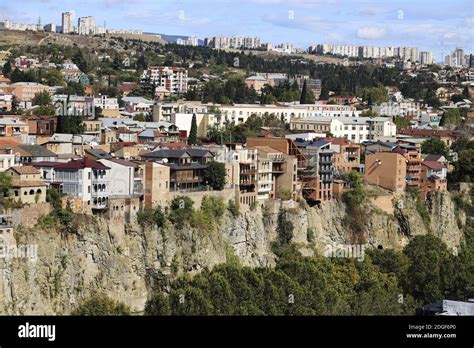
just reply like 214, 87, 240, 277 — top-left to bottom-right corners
29, 189, 35, 195
36, 189, 42, 194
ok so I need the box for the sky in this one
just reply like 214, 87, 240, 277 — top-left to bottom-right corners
1, 0, 473, 61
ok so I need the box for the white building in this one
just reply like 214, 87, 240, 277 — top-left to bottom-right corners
98, 158, 142, 197
290, 116, 396, 143
177, 36, 198, 46
34, 158, 110, 210
141, 66, 188, 95
122, 96, 154, 113
0, 148, 15, 172
43, 23, 56, 33
94, 95, 119, 110
78, 16, 96, 35
419, 51, 434, 65
61, 11, 75, 34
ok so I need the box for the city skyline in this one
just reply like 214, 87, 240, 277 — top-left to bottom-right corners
1, 0, 473, 60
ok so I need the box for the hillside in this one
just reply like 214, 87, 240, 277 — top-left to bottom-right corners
0, 29, 166, 49
0, 190, 465, 314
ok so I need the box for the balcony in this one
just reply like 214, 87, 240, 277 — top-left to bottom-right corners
170, 176, 201, 183
240, 180, 256, 186
92, 197, 108, 209
240, 169, 256, 175
319, 158, 334, 165
92, 190, 108, 197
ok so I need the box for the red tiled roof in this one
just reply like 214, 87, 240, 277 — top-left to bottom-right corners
398, 128, 454, 137
32, 161, 61, 168
51, 157, 110, 170
422, 161, 445, 170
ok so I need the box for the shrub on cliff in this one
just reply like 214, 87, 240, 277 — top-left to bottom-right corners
72, 295, 130, 316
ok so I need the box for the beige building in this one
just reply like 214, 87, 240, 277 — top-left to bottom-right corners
8, 82, 49, 102
365, 152, 406, 193
5, 166, 47, 203
143, 161, 170, 208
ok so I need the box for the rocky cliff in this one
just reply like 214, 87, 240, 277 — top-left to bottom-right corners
0, 190, 464, 314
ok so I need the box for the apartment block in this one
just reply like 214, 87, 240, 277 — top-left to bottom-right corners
327, 138, 361, 173
251, 146, 297, 202
365, 152, 407, 193
290, 117, 396, 143
33, 158, 111, 210
294, 140, 335, 204
141, 149, 214, 192
420, 161, 448, 193
393, 144, 422, 188
141, 66, 188, 95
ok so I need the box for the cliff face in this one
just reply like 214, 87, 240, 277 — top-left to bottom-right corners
0, 190, 464, 314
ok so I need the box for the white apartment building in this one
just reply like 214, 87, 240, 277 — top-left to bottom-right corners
141, 66, 188, 95
206, 36, 261, 49
94, 95, 119, 110
0, 148, 15, 172
61, 11, 75, 34
33, 158, 111, 210
419, 51, 434, 65
78, 16, 96, 35
98, 158, 142, 197
290, 117, 396, 143
43, 23, 56, 33
177, 36, 199, 46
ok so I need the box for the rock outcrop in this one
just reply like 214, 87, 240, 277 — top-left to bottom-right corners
0, 190, 464, 314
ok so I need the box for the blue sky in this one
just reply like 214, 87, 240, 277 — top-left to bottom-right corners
2, 0, 473, 61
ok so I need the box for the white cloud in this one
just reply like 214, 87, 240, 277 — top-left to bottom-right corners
464, 17, 474, 26
356, 26, 386, 39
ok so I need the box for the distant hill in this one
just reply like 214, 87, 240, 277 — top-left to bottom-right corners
145, 32, 204, 46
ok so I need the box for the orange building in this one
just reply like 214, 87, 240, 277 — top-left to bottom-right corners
325, 137, 361, 173
365, 152, 406, 193
420, 161, 448, 193
8, 82, 49, 102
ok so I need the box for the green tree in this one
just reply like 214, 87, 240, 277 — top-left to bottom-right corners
203, 161, 226, 191
144, 293, 171, 315
188, 114, 198, 145
403, 235, 450, 304
32, 90, 52, 106
227, 199, 240, 217
72, 295, 131, 316
2, 60, 12, 76
393, 116, 411, 130
133, 113, 146, 122
299, 80, 308, 104
11, 96, 19, 114
439, 109, 462, 128
451, 149, 474, 183
168, 196, 194, 229
341, 171, 366, 206
276, 208, 294, 245
421, 138, 449, 157
170, 287, 214, 315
